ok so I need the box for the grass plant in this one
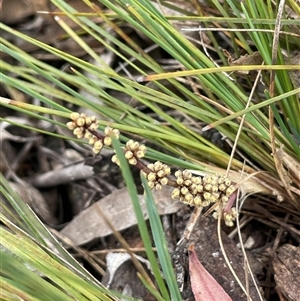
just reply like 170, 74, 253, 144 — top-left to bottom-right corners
1, 0, 299, 300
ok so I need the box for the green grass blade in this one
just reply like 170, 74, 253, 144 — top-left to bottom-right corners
141, 175, 182, 301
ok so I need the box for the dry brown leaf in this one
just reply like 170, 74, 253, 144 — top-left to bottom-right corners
228, 51, 264, 67
188, 245, 233, 301
0, 0, 34, 25
61, 186, 183, 245
277, 146, 300, 185
31, 160, 95, 188
226, 51, 264, 75
1, 181, 57, 225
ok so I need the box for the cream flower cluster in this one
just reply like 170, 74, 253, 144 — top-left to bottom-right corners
66, 113, 237, 226
112, 139, 147, 165
146, 161, 171, 190
66, 112, 119, 154
171, 171, 237, 225
171, 171, 235, 206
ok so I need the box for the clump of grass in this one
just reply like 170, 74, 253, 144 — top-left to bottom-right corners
1, 0, 299, 300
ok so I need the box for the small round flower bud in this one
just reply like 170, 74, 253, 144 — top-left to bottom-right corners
225, 179, 231, 186
94, 140, 103, 151
184, 193, 193, 204
221, 195, 229, 203
139, 145, 147, 152
131, 141, 140, 151
104, 127, 120, 138
154, 161, 162, 171
203, 175, 212, 184
225, 186, 235, 196
111, 155, 120, 165
85, 117, 91, 126
148, 163, 154, 170
104, 137, 112, 146
128, 157, 137, 165
172, 188, 180, 199
125, 151, 133, 159
70, 112, 80, 121
181, 186, 189, 195
160, 177, 168, 186
89, 136, 97, 145
76, 117, 85, 127
184, 179, 192, 186
84, 132, 93, 139
67, 121, 76, 130
204, 184, 213, 191
136, 150, 145, 158
157, 170, 165, 178
155, 183, 162, 190
193, 196, 202, 206
89, 123, 98, 131
218, 183, 226, 191
211, 185, 219, 193
203, 192, 211, 200
196, 185, 203, 193
193, 177, 202, 185
175, 170, 182, 178
73, 127, 83, 136
148, 181, 155, 188
210, 192, 220, 202
202, 200, 210, 207
182, 170, 192, 179
176, 177, 184, 185
147, 172, 157, 182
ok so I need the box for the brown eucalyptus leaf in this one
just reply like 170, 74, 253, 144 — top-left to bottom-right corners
30, 161, 95, 188
188, 245, 233, 301
276, 146, 300, 184
229, 51, 264, 67
0, 0, 34, 25
1, 181, 57, 225
61, 186, 183, 245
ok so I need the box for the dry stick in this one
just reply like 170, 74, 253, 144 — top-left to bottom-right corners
50, 228, 106, 275
176, 206, 203, 246
225, 69, 263, 177
91, 247, 156, 255
252, 202, 300, 237
93, 204, 158, 292
182, 27, 300, 38
236, 193, 265, 301
218, 63, 265, 300
196, 23, 234, 81
217, 209, 255, 301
